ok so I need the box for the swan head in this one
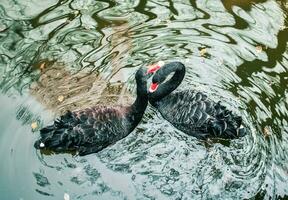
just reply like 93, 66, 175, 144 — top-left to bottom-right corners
134, 61, 164, 92
136, 61, 164, 81
148, 68, 166, 93
148, 61, 185, 93
145, 61, 165, 93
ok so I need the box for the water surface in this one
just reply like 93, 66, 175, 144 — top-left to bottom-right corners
0, 0, 288, 199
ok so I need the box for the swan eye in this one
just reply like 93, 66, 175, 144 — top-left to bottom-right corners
149, 83, 159, 92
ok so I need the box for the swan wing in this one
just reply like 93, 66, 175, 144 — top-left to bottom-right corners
34, 106, 128, 155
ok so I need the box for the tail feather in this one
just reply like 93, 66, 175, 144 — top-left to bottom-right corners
208, 102, 246, 139
34, 111, 78, 151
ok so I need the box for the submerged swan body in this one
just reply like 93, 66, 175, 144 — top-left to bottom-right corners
34, 65, 159, 156
148, 61, 246, 140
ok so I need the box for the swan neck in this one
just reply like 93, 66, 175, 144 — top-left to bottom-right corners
127, 75, 148, 131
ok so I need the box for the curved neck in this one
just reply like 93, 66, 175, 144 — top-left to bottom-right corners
149, 62, 185, 104
131, 79, 148, 114
126, 71, 148, 132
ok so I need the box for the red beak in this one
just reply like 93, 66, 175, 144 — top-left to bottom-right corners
149, 82, 159, 93
146, 65, 161, 74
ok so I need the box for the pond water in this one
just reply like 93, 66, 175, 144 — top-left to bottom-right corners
0, 0, 288, 199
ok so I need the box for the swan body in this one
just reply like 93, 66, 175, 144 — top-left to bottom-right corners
148, 61, 246, 140
34, 65, 160, 156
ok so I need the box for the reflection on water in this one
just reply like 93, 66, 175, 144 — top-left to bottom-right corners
0, 0, 288, 199
30, 60, 133, 115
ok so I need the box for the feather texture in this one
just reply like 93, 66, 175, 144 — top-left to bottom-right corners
34, 66, 153, 156
154, 90, 245, 139
34, 107, 129, 155
148, 62, 246, 140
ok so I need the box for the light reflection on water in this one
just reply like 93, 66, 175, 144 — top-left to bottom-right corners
0, 0, 288, 199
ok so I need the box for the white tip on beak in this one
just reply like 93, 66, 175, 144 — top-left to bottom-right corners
157, 61, 165, 67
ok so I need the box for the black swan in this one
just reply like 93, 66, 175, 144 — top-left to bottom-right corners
148, 61, 246, 140
34, 64, 162, 156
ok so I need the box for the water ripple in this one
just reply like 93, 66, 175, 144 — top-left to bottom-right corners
0, 0, 288, 199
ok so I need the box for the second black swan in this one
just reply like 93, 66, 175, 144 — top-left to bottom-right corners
34, 65, 161, 156
148, 61, 246, 140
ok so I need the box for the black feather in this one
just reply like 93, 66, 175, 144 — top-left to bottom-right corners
34, 67, 151, 156
149, 61, 246, 140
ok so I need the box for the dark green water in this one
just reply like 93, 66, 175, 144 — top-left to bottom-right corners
1, 0, 288, 199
